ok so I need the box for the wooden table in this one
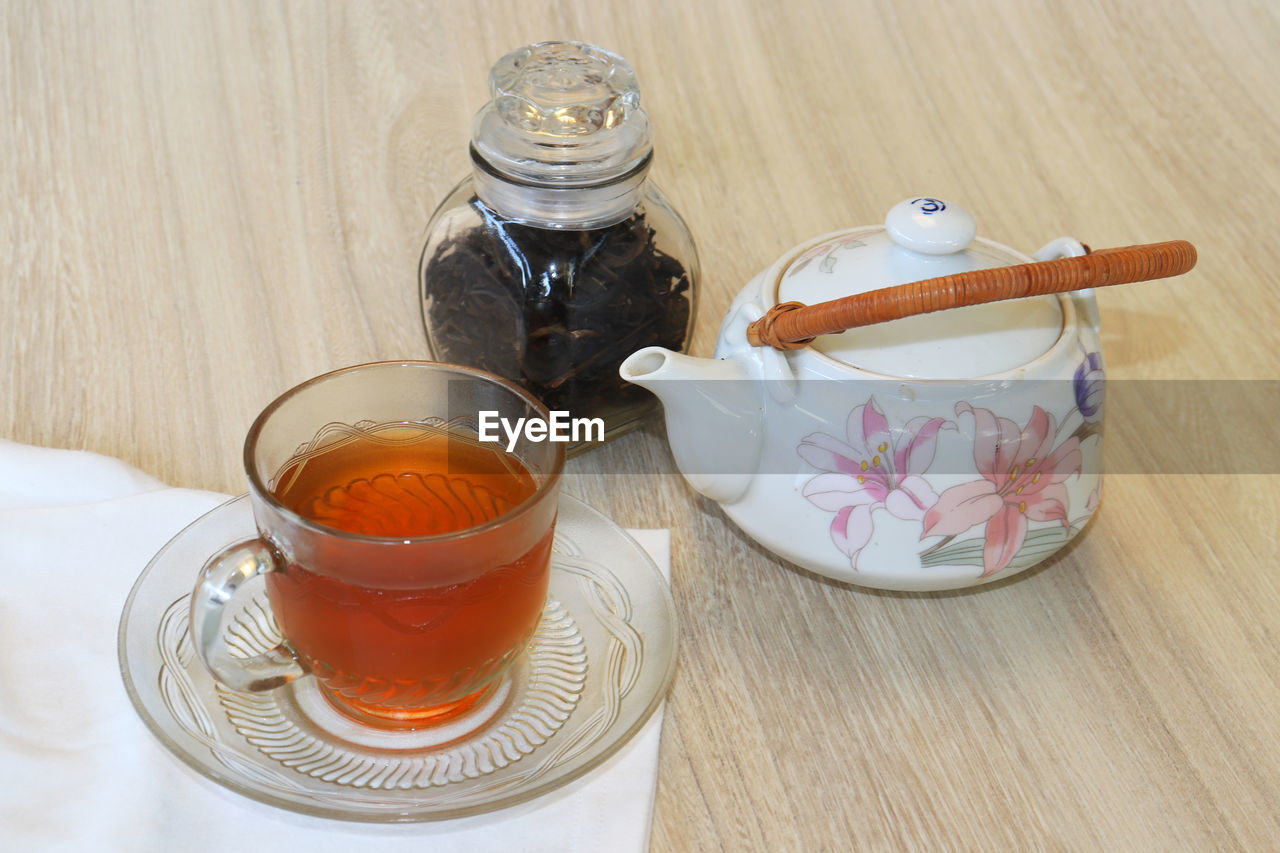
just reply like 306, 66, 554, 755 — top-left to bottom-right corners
6, 1, 1279, 848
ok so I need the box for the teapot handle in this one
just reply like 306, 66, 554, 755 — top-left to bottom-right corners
746, 240, 1196, 350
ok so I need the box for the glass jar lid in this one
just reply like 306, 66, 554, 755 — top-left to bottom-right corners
472, 42, 653, 187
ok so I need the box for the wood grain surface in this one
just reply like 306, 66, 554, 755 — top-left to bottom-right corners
4, 1, 1279, 848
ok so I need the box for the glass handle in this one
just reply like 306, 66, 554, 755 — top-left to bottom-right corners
189, 540, 306, 692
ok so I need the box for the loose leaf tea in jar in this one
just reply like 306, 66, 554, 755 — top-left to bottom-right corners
419, 41, 698, 451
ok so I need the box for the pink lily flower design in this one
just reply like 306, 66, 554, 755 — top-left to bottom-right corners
798, 398, 951, 569
923, 402, 1082, 576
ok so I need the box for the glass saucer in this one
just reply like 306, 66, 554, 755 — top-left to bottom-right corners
118, 494, 676, 823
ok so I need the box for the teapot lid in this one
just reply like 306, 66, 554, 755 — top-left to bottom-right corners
776, 197, 1064, 379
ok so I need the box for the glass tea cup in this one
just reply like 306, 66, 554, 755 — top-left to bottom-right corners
190, 361, 565, 730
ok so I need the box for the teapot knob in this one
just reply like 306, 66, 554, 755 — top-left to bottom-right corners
885, 197, 976, 255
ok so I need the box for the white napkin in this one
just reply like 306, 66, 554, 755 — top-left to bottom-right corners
0, 440, 668, 853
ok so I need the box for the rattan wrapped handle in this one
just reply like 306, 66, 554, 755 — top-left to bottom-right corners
746, 240, 1197, 350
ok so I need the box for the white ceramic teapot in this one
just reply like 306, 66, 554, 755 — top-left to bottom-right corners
620, 197, 1124, 591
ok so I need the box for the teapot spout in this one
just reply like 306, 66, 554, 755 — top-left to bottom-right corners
620, 347, 762, 504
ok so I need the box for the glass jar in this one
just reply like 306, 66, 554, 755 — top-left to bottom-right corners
418, 41, 699, 451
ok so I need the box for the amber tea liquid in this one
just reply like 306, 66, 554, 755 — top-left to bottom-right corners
264, 424, 553, 728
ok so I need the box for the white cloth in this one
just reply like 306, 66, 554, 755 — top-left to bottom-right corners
0, 440, 667, 852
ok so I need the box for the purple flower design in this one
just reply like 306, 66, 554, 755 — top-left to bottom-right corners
798, 398, 952, 569
1073, 351, 1105, 422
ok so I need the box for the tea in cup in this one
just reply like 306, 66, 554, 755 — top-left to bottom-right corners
189, 361, 564, 729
